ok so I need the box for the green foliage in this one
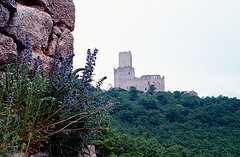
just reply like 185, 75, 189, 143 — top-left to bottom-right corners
92, 129, 163, 157
0, 35, 113, 156
147, 84, 156, 95
96, 88, 240, 156
129, 86, 140, 101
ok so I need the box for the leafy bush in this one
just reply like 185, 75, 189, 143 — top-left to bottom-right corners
0, 35, 113, 156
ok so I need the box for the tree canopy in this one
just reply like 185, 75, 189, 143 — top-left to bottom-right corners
93, 88, 240, 157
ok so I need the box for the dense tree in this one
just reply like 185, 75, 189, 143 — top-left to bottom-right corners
95, 89, 240, 156
147, 84, 156, 95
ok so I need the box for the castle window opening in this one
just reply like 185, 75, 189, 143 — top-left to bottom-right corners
128, 72, 130, 75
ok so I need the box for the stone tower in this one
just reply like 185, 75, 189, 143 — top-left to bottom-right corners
114, 51, 165, 92
114, 51, 135, 89
119, 51, 132, 67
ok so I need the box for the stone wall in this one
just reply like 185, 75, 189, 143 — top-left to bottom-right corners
114, 51, 165, 92
135, 75, 165, 92
0, 0, 75, 71
114, 74, 165, 92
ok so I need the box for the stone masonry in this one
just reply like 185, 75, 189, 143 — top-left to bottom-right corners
114, 51, 165, 92
0, 0, 75, 71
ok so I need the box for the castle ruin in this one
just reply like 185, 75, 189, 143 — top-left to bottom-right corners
114, 51, 165, 92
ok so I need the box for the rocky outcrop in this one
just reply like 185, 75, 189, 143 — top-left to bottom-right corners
0, 33, 17, 66
0, 3, 10, 27
0, 0, 75, 71
4, 4, 53, 50
56, 27, 74, 59
31, 0, 75, 31
1, 0, 16, 11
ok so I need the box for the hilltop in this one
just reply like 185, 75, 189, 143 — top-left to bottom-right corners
93, 87, 240, 157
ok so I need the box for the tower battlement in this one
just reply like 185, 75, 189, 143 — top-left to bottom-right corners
114, 51, 165, 92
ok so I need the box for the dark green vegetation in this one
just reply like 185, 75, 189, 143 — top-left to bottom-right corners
93, 87, 240, 157
0, 35, 113, 156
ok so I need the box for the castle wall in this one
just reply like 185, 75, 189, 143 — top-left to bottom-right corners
114, 66, 135, 88
114, 74, 165, 92
114, 51, 165, 92
135, 75, 165, 92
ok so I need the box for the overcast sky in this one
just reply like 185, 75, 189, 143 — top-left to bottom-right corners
72, 0, 240, 98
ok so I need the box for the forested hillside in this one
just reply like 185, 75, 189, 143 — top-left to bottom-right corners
93, 87, 240, 157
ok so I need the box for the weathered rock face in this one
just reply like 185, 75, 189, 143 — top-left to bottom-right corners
0, 3, 10, 27
56, 27, 74, 59
47, 25, 74, 59
31, 0, 75, 31
4, 4, 53, 50
0, 0, 75, 71
0, 33, 17, 66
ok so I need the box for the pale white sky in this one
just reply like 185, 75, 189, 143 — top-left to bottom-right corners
72, 0, 240, 98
